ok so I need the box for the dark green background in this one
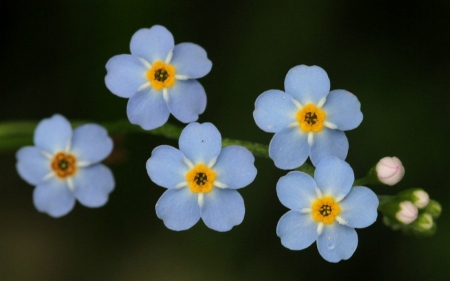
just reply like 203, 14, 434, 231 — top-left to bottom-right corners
1, 1, 449, 280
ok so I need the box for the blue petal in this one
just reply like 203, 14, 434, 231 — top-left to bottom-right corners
322, 90, 363, 131
314, 156, 353, 199
73, 164, 115, 208
34, 114, 72, 154
253, 90, 298, 133
339, 186, 379, 228
269, 126, 309, 170
71, 124, 113, 164
126, 88, 170, 130
146, 145, 190, 189
309, 128, 349, 166
105, 54, 148, 98
16, 146, 51, 185
201, 188, 244, 232
284, 65, 330, 105
33, 177, 75, 218
156, 188, 200, 231
276, 171, 317, 210
179, 122, 222, 165
130, 25, 174, 63
170, 43, 212, 79
212, 146, 256, 189
276, 210, 317, 250
317, 224, 358, 263
166, 80, 206, 123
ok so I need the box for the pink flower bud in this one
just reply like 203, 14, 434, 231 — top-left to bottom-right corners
376, 156, 405, 186
413, 190, 429, 208
396, 201, 418, 224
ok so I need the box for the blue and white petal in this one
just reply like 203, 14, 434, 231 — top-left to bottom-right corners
170, 43, 212, 79
276, 171, 317, 211
147, 145, 190, 189
130, 25, 174, 63
73, 164, 115, 208
253, 90, 298, 133
156, 188, 200, 231
314, 156, 353, 199
71, 124, 113, 165
126, 88, 170, 130
284, 65, 330, 105
322, 90, 363, 131
317, 224, 358, 263
309, 129, 349, 167
166, 80, 206, 123
338, 186, 379, 228
269, 127, 309, 170
277, 210, 318, 250
105, 54, 148, 98
201, 188, 245, 232
33, 178, 76, 218
179, 122, 221, 165
16, 146, 51, 185
212, 146, 257, 189
34, 114, 71, 154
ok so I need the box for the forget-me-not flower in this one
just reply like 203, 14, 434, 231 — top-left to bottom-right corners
147, 122, 257, 232
276, 156, 378, 263
16, 114, 115, 217
253, 65, 363, 169
105, 25, 212, 130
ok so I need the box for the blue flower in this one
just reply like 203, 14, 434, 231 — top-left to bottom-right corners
253, 65, 363, 169
105, 25, 212, 130
16, 114, 115, 217
147, 122, 257, 231
276, 156, 378, 263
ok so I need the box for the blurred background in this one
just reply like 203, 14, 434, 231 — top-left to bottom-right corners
1, 0, 449, 280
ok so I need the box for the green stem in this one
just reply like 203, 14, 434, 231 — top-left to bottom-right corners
0, 119, 331, 178
222, 138, 268, 158
353, 175, 372, 187
377, 195, 395, 207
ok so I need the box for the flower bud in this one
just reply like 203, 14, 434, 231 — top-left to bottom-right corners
395, 201, 418, 224
412, 190, 429, 208
376, 156, 405, 186
412, 213, 433, 231
397, 188, 429, 209
424, 200, 442, 218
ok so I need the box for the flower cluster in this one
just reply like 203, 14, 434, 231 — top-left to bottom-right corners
12, 25, 437, 264
253, 65, 379, 262
379, 188, 441, 236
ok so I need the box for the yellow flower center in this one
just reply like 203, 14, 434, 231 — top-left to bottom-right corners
311, 196, 341, 224
51, 152, 77, 179
296, 103, 326, 132
186, 164, 216, 193
146, 61, 176, 90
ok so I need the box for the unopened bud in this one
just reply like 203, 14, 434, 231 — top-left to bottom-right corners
412, 190, 429, 209
413, 213, 433, 231
376, 157, 405, 186
424, 200, 442, 218
396, 201, 418, 224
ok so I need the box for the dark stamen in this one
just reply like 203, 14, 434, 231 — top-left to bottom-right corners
319, 205, 332, 216
154, 69, 169, 82
58, 159, 69, 171
304, 112, 318, 125
194, 173, 207, 185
